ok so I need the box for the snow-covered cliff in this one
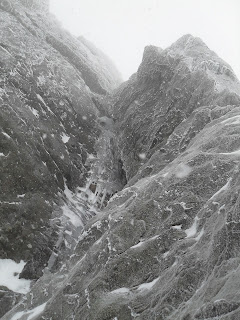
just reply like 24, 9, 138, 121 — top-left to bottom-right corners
1, 4, 240, 320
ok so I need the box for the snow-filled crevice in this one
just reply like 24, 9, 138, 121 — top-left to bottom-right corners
76, 114, 128, 211
41, 112, 128, 276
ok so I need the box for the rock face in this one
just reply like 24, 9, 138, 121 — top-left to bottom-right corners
0, 0, 123, 315
1, 5, 240, 320
111, 34, 240, 183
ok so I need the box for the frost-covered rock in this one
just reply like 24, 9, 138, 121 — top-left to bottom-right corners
0, 0, 122, 313
2, 8, 240, 320
111, 34, 240, 183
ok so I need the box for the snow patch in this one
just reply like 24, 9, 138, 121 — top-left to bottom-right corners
110, 287, 130, 295
219, 150, 240, 156
128, 306, 139, 318
185, 216, 199, 238
130, 235, 159, 249
131, 241, 144, 249
36, 94, 54, 115
137, 277, 159, 291
0, 259, 31, 294
161, 172, 169, 177
11, 311, 25, 320
88, 153, 96, 160
221, 115, 240, 125
163, 251, 169, 258
28, 106, 39, 118
37, 75, 46, 86
171, 225, 182, 230
65, 230, 72, 236
180, 202, 192, 210
91, 221, 102, 230
175, 163, 192, 178
195, 228, 204, 241
10, 302, 47, 320
218, 204, 225, 214
27, 303, 47, 320
138, 153, 146, 160
63, 180, 77, 204
2, 132, 11, 139
85, 288, 90, 309
209, 178, 232, 200
62, 204, 83, 227
17, 194, 26, 199
61, 133, 70, 144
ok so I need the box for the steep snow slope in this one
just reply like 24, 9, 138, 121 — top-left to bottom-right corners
2, 30, 240, 320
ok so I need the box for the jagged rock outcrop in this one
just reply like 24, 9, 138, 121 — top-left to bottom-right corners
110, 34, 240, 183
1, 6, 240, 320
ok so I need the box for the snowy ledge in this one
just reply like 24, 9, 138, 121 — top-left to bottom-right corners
0, 259, 31, 294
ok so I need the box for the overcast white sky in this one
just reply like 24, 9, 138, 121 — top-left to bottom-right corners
50, 0, 240, 81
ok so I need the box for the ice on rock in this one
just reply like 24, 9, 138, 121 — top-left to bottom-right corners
0, 259, 31, 294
